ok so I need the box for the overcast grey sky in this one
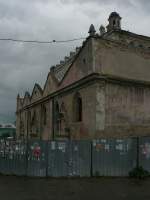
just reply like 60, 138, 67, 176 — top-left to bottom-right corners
0, 0, 150, 120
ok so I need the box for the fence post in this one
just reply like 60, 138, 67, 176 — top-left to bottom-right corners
136, 137, 139, 169
90, 141, 93, 177
45, 141, 49, 177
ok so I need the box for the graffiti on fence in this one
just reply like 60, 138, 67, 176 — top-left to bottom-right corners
141, 143, 150, 159
28, 142, 46, 162
30, 142, 41, 158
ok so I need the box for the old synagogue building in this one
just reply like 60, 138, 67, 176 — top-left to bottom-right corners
16, 12, 150, 140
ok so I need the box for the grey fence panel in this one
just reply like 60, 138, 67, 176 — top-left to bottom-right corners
0, 140, 27, 176
48, 141, 69, 177
27, 140, 47, 177
48, 140, 91, 177
68, 140, 91, 177
92, 139, 137, 176
2, 137, 150, 177
0, 140, 6, 174
139, 137, 150, 172
0, 140, 13, 175
5, 141, 14, 175
12, 140, 27, 176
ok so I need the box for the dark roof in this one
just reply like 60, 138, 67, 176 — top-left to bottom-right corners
52, 47, 81, 82
109, 12, 121, 19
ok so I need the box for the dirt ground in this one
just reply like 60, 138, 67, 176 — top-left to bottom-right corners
0, 176, 150, 200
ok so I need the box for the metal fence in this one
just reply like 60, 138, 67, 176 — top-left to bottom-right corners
92, 138, 137, 176
48, 140, 91, 177
0, 137, 149, 177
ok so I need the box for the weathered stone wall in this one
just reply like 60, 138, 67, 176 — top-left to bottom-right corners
43, 72, 58, 97
16, 100, 53, 140
30, 84, 43, 104
16, 110, 27, 139
93, 38, 150, 82
59, 38, 93, 89
16, 34, 150, 140
104, 81, 150, 137
105, 31, 150, 48
53, 83, 97, 140
40, 100, 53, 140
95, 82, 105, 137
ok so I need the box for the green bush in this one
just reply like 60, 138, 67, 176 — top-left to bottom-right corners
129, 166, 149, 179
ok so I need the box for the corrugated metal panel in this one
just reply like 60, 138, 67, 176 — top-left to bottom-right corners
48, 140, 91, 177
92, 139, 136, 176
27, 140, 47, 177
0, 140, 27, 176
0, 140, 13, 175
68, 140, 91, 177
48, 141, 70, 177
1, 138, 149, 177
0, 140, 6, 174
139, 137, 150, 172
12, 140, 26, 176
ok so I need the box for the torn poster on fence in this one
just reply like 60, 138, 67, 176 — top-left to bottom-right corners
74, 145, 78, 151
142, 143, 150, 159
51, 142, 56, 150
116, 144, 123, 151
93, 140, 97, 147
58, 142, 66, 152
104, 144, 110, 152
96, 143, 104, 151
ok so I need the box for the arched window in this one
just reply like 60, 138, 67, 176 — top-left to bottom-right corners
31, 111, 36, 126
73, 93, 82, 122
55, 102, 60, 134
20, 120, 24, 134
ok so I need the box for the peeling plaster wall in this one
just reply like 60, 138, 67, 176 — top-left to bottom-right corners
41, 100, 53, 140
105, 31, 150, 48
94, 38, 150, 82
105, 82, 150, 137
95, 83, 105, 132
53, 83, 97, 140
59, 38, 93, 90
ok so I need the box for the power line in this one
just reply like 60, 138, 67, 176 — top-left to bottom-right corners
0, 37, 86, 44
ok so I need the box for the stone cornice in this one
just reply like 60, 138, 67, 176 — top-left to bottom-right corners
17, 73, 150, 113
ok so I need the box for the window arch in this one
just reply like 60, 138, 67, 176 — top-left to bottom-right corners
20, 120, 24, 134
55, 102, 60, 134
31, 111, 36, 126
73, 93, 82, 122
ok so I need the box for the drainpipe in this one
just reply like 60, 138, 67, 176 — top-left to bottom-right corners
136, 137, 139, 169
